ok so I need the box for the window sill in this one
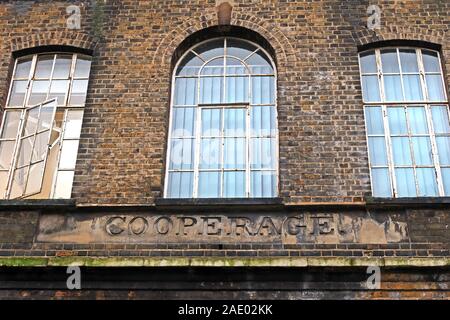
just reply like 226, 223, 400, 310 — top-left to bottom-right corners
0, 199, 76, 211
365, 196, 450, 209
155, 198, 284, 211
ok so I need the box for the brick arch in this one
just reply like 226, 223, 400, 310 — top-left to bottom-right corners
352, 26, 447, 48
8, 31, 98, 54
152, 12, 296, 74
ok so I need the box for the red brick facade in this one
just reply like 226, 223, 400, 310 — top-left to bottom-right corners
0, 0, 449, 300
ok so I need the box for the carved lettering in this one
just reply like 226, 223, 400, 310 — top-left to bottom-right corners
128, 217, 148, 235
155, 216, 172, 235
201, 217, 222, 236
177, 217, 197, 235
105, 216, 126, 235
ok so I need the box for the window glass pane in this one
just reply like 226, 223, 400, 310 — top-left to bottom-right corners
9, 166, 28, 199
224, 171, 245, 198
227, 39, 256, 60
384, 75, 403, 101
395, 168, 416, 197
17, 136, 34, 167
0, 141, 16, 170
53, 55, 72, 79
412, 137, 433, 165
69, 80, 89, 105
48, 80, 69, 106
200, 58, 224, 76
362, 75, 380, 102
53, 171, 74, 199
381, 50, 400, 73
25, 162, 45, 196
226, 59, 248, 75
0, 171, 8, 197
200, 77, 223, 104
224, 138, 245, 169
201, 108, 222, 136
387, 107, 407, 134
368, 137, 387, 165
23, 107, 39, 136
38, 102, 55, 132
408, 107, 428, 134
74, 57, 92, 78
391, 137, 412, 165
403, 75, 423, 101
416, 168, 438, 196
422, 50, 440, 73
251, 106, 276, 137
399, 50, 419, 73
167, 172, 193, 198
34, 55, 54, 79
251, 76, 274, 104
251, 138, 276, 169
426, 74, 445, 101
176, 52, 203, 76
431, 106, 450, 134
364, 107, 384, 135
8, 80, 27, 106
171, 108, 196, 137
436, 137, 450, 165
200, 138, 221, 169
59, 140, 80, 170
198, 171, 220, 198
28, 80, 50, 106
31, 131, 50, 162
169, 139, 194, 170
225, 76, 249, 103
0, 111, 21, 139
64, 110, 84, 139
359, 51, 377, 73
224, 108, 246, 137
246, 51, 273, 74
251, 171, 276, 197
174, 78, 197, 106
14, 57, 32, 79
442, 168, 450, 196
194, 39, 224, 62
371, 168, 392, 197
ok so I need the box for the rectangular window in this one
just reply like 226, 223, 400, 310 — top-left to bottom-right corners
360, 48, 449, 197
0, 53, 92, 199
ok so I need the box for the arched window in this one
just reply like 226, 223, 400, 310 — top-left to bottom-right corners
0, 52, 92, 199
165, 37, 278, 198
360, 47, 449, 197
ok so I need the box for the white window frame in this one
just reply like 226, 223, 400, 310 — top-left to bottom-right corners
359, 47, 449, 197
0, 52, 91, 199
164, 37, 279, 198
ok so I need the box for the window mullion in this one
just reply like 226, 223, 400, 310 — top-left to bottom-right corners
193, 105, 202, 198
425, 104, 445, 196
220, 107, 225, 197
404, 105, 420, 196
50, 108, 69, 199
396, 48, 407, 103
375, 49, 397, 197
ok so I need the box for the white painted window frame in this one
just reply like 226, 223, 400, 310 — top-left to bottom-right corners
164, 37, 279, 198
0, 52, 91, 199
359, 47, 449, 197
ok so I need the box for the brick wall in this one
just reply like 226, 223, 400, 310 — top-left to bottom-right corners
0, 0, 449, 300
1, 0, 448, 205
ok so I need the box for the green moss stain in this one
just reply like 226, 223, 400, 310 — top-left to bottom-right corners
0, 257, 448, 268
